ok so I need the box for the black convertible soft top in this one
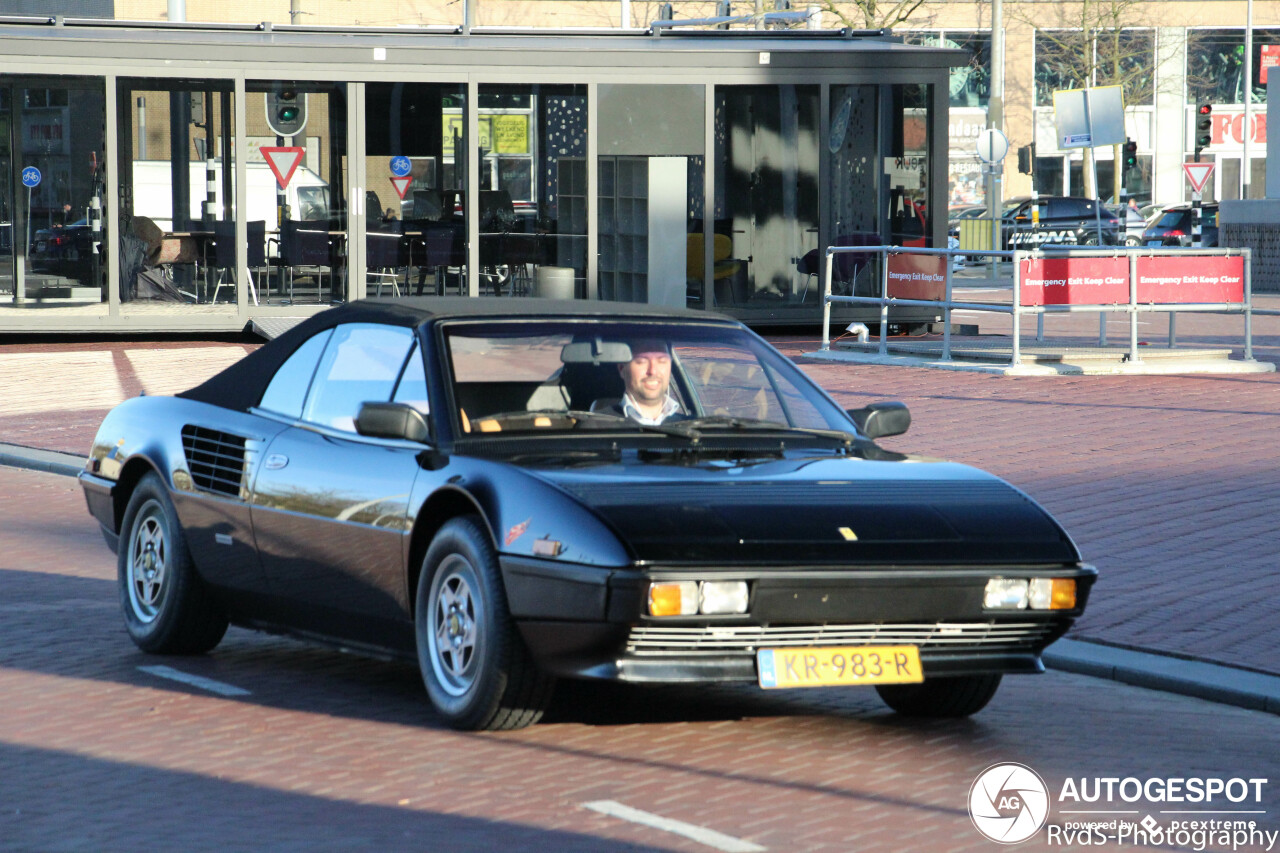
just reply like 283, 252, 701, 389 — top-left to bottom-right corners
178, 297, 727, 413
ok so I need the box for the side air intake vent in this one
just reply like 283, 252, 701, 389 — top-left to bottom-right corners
181, 425, 247, 498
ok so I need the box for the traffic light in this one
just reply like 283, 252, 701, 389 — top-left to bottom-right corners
1194, 104, 1213, 159
1017, 144, 1035, 175
265, 83, 308, 137
1122, 138, 1138, 179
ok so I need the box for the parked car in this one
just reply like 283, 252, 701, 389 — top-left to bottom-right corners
79, 298, 1096, 730
1000, 196, 1120, 249
1138, 202, 1167, 224
947, 204, 988, 228
1141, 203, 1219, 247
31, 218, 96, 280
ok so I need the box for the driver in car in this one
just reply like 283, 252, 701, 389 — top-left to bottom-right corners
596, 339, 686, 425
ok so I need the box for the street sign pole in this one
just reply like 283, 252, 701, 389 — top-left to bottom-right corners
976, 128, 1008, 281
19, 165, 41, 305
1192, 191, 1203, 248
1183, 162, 1215, 249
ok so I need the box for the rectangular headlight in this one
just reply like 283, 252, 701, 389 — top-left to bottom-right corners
1029, 578, 1077, 610
700, 581, 749, 615
649, 581, 698, 617
984, 578, 1029, 610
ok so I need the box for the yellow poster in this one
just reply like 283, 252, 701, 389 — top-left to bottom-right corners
442, 114, 529, 155
490, 115, 529, 154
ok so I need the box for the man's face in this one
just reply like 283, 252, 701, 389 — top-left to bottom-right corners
621, 349, 671, 405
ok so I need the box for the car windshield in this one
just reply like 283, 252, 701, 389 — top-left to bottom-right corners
443, 320, 855, 438
1001, 199, 1029, 217
1155, 210, 1189, 228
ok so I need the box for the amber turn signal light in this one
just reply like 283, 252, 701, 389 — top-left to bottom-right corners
1029, 578, 1077, 610
648, 581, 699, 617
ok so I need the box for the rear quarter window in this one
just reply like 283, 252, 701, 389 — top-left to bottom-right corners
258, 329, 333, 419
302, 324, 416, 431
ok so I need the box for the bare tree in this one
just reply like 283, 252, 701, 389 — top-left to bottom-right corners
1011, 0, 1163, 202
807, 0, 931, 31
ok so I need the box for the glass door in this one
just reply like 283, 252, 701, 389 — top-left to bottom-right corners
0, 78, 107, 312
363, 82, 467, 298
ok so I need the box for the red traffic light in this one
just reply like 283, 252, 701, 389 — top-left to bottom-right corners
1198, 103, 1213, 116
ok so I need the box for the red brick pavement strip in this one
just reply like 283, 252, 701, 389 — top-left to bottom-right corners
4, 468, 1279, 851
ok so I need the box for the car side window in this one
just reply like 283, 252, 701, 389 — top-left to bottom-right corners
302, 323, 416, 432
258, 328, 333, 419
392, 341, 430, 415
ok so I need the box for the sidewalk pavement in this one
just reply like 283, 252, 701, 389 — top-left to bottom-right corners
2, 319, 1279, 715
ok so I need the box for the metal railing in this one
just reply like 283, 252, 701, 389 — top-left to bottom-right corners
819, 244, 1262, 368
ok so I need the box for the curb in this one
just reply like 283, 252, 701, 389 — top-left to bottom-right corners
1045, 638, 1280, 715
0, 442, 84, 478
2, 442, 1278, 717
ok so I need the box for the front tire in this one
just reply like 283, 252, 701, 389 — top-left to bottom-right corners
415, 516, 554, 730
118, 471, 228, 654
875, 674, 1002, 718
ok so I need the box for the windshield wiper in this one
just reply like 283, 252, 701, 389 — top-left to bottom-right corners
532, 409, 702, 440
672, 416, 855, 446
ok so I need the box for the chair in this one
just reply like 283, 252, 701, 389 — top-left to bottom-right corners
411, 189, 443, 221
480, 190, 516, 231
686, 233, 741, 307
367, 226, 405, 297
272, 219, 333, 304
558, 362, 624, 413
796, 232, 876, 302
209, 220, 265, 306
417, 223, 466, 295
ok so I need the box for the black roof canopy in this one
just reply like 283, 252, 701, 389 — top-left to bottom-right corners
179, 297, 739, 413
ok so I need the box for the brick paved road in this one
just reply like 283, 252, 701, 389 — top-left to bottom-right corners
2, 467, 1278, 852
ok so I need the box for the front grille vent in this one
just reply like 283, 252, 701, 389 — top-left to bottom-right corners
626, 621, 1055, 656
181, 425, 247, 498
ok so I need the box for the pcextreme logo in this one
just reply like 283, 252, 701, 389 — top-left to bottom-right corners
969, 763, 1052, 844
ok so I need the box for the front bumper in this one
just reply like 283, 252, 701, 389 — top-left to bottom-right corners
500, 555, 1095, 683
79, 471, 119, 553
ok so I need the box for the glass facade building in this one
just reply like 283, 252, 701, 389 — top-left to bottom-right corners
0, 19, 959, 332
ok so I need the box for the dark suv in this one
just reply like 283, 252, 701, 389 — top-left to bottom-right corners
1141, 204, 1219, 248
1000, 196, 1120, 249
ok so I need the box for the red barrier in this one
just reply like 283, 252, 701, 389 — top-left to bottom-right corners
887, 252, 946, 301
1020, 254, 1245, 306
1135, 256, 1244, 304
1019, 256, 1128, 306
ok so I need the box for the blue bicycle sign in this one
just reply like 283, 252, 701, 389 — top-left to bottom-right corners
389, 156, 411, 177
21, 166, 41, 188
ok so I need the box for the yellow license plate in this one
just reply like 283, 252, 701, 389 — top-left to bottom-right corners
757, 645, 923, 688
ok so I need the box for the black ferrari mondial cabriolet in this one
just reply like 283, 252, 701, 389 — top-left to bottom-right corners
80, 298, 1095, 730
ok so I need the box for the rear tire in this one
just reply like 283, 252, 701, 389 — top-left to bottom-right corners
118, 471, 228, 654
415, 516, 555, 730
875, 674, 1002, 718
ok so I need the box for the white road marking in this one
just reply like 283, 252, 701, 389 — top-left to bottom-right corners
584, 800, 765, 853
138, 665, 251, 697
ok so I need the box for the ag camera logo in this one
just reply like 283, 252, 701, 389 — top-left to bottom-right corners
969, 763, 1051, 844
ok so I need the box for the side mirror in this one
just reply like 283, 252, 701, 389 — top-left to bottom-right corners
355, 402, 430, 443
847, 401, 911, 440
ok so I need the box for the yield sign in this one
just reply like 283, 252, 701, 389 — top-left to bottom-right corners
390, 175, 412, 200
1183, 162, 1215, 194
261, 146, 305, 189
